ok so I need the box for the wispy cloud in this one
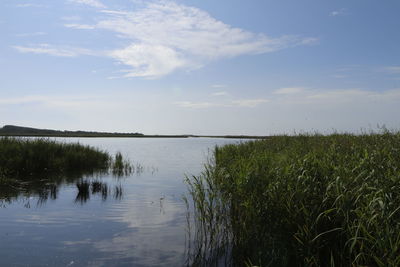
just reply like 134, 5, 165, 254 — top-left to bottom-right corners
13, 1, 317, 78
330, 8, 348, 17
211, 91, 228, 96
274, 87, 305, 95
64, 23, 96, 30
16, 3, 47, 8
178, 87, 400, 111
15, 32, 47, 37
108, 44, 188, 78
231, 99, 269, 107
273, 87, 400, 105
0, 95, 101, 108
175, 101, 221, 109
13, 44, 96, 57
61, 16, 82, 21
68, 0, 106, 8
175, 98, 268, 109
0, 95, 44, 105
59, 1, 317, 78
306, 89, 370, 101
212, 84, 227, 88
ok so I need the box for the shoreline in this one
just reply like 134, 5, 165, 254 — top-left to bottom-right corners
0, 134, 268, 139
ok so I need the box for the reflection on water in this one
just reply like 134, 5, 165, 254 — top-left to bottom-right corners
0, 177, 125, 208
75, 180, 123, 204
0, 138, 244, 266
0, 160, 145, 207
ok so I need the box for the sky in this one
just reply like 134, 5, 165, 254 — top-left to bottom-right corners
1, 0, 400, 135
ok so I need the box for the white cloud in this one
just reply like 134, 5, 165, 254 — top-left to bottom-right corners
67, 1, 317, 78
61, 16, 82, 21
274, 87, 305, 95
68, 0, 106, 8
13, 44, 95, 57
64, 23, 96, 30
212, 84, 227, 88
16, 3, 47, 8
0, 95, 100, 108
175, 101, 220, 109
307, 89, 367, 101
0, 95, 43, 105
211, 91, 228, 96
108, 44, 188, 78
231, 99, 269, 107
175, 98, 268, 109
13, 1, 316, 78
273, 87, 400, 106
176, 88, 400, 112
330, 8, 348, 17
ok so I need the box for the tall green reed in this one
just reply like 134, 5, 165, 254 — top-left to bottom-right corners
0, 137, 134, 181
186, 131, 400, 266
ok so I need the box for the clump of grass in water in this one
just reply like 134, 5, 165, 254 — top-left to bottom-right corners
184, 162, 233, 267
0, 138, 134, 204
0, 137, 134, 181
112, 152, 133, 177
0, 137, 111, 179
186, 130, 400, 267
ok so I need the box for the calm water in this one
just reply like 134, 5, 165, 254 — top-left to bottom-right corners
0, 138, 244, 267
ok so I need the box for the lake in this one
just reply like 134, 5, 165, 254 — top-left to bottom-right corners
0, 137, 245, 267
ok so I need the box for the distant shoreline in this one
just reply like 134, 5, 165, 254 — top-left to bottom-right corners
0, 125, 268, 139
0, 133, 267, 139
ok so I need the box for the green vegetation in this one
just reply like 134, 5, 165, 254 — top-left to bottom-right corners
112, 152, 134, 176
0, 137, 134, 204
0, 137, 132, 181
0, 137, 111, 178
186, 131, 400, 266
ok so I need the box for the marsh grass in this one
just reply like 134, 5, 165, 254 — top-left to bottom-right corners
112, 152, 133, 177
0, 137, 111, 178
0, 137, 134, 202
0, 137, 136, 178
186, 131, 400, 266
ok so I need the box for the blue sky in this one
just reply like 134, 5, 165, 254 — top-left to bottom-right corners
1, 0, 399, 135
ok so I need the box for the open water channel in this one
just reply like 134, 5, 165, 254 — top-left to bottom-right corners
0, 137, 245, 266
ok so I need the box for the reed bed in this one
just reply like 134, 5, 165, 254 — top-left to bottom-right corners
186, 131, 400, 266
0, 137, 132, 181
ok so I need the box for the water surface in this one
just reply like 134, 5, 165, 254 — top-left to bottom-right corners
0, 137, 243, 266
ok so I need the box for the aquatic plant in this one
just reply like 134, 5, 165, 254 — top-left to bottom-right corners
186, 131, 400, 266
0, 137, 111, 178
0, 137, 135, 180
112, 152, 133, 177
0, 137, 135, 204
